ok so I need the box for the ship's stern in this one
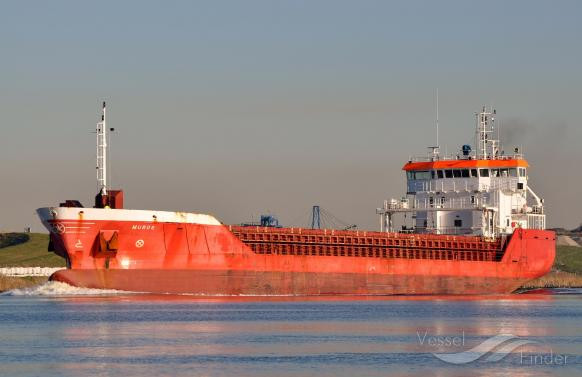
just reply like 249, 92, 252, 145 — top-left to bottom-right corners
502, 228, 556, 282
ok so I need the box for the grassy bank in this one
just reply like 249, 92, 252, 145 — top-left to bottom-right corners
553, 246, 582, 274
521, 270, 582, 289
0, 233, 65, 268
521, 245, 582, 289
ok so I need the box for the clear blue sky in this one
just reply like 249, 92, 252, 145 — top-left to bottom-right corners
1, 0, 581, 231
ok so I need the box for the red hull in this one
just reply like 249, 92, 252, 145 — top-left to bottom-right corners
50, 269, 532, 295
38, 208, 555, 295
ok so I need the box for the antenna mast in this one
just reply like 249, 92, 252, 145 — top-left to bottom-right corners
97, 101, 107, 195
428, 89, 440, 159
436, 88, 439, 149
475, 106, 498, 159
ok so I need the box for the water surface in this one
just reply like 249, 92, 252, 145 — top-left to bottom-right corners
0, 283, 581, 377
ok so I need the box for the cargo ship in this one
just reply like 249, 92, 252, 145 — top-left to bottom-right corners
37, 103, 555, 295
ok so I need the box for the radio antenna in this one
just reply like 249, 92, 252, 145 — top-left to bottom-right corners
436, 88, 439, 149
428, 89, 440, 159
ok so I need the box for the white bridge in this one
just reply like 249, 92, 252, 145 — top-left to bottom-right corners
378, 106, 546, 238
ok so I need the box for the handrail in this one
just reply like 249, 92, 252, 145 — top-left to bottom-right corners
408, 154, 524, 162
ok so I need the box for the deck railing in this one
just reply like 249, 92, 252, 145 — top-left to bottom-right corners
407, 177, 519, 194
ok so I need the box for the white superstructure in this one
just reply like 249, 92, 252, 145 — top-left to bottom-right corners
377, 107, 545, 238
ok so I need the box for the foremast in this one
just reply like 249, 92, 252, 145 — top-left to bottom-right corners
94, 102, 124, 209
96, 101, 108, 195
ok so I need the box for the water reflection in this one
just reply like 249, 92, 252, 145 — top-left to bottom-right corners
0, 291, 580, 377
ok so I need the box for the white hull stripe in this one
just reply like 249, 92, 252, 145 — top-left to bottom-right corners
37, 207, 221, 226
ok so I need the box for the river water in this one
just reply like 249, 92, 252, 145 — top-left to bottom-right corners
0, 282, 581, 377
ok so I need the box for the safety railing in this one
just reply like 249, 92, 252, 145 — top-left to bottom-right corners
407, 178, 519, 193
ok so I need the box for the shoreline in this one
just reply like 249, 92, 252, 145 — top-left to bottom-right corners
519, 270, 582, 290
0, 275, 48, 292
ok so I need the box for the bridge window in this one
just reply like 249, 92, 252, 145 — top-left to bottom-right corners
461, 169, 470, 178
437, 170, 444, 179
509, 168, 518, 177
415, 171, 431, 180
479, 169, 489, 177
453, 170, 462, 178
519, 168, 527, 177
491, 169, 500, 177
500, 168, 509, 177
445, 170, 453, 178
407, 171, 414, 180
431, 170, 435, 179
470, 169, 478, 177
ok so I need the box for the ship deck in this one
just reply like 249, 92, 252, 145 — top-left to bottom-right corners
228, 226, 508, 262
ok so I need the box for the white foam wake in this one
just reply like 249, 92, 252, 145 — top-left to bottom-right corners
1, 281, 132, 296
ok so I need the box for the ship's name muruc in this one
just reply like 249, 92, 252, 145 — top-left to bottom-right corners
132, 225, 156, 230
